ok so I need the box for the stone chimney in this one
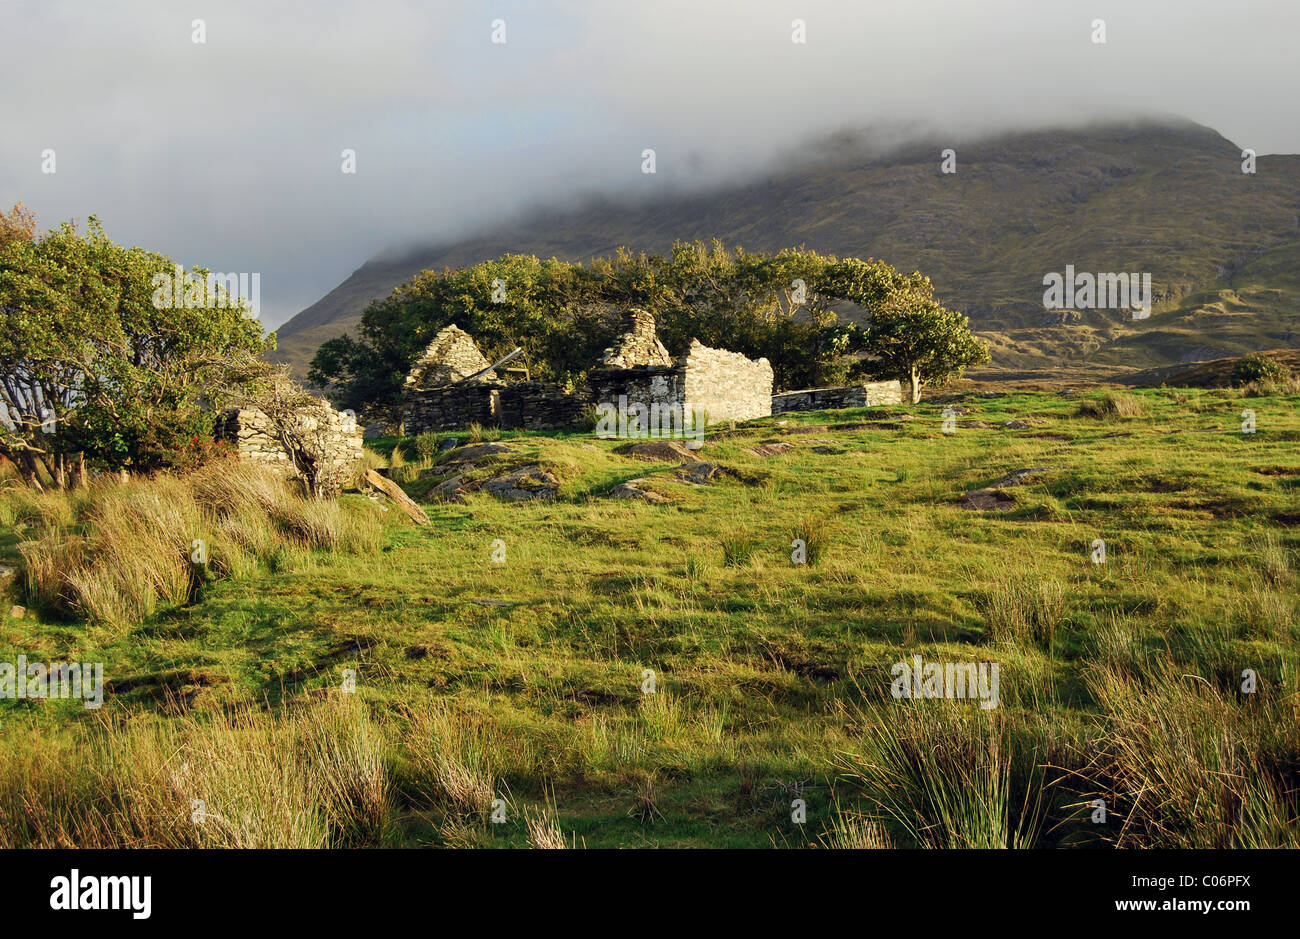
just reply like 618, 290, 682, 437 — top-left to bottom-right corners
598, 308, 673, 369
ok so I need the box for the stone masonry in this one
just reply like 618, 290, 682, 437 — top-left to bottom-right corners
404, 380, 592, 433
588, 314, 773, 425
771, 381, 903, 413
681, 340, 774, 423
215, 401, 364, 483
402, 312, 774, 433
405, 324, 497, 390
599, 308, 673, 369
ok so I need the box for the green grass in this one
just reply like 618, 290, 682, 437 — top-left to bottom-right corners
2, 386, 1297, 847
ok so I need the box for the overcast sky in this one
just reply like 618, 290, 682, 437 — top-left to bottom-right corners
3, 0, 1298, 329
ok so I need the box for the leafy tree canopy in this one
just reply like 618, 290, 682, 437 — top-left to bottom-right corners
860, 286, 990, 403
310, 242, 957, 423
0, 208, 273, 487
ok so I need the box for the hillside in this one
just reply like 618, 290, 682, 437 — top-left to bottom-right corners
5, 385, 1298, 847
272, 119, 1300, 378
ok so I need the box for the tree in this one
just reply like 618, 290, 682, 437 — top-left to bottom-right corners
0, 213, 272, 487
862, 288, 990, 403
308, 243, 922, 415
0, 203, 37, 250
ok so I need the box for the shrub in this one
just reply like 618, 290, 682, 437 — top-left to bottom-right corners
1241, 376, 1300, 397
412, 431, 441, 461
1231, 353, 1290, 389
577, 404, 602, 433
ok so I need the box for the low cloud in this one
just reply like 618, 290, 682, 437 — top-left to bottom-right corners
2, 0, 1296, 328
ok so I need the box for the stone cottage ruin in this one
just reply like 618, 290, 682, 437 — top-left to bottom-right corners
401, 311, 775, 435
402, 325, 590, 432
587, 309, 774, 426
215, 399, 364, 490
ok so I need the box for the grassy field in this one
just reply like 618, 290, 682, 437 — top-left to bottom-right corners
1, 385, 1297, 848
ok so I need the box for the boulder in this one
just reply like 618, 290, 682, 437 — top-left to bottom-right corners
609, 479, 670, 503
429, 474, 471, 503
676, 461, 725, 484
482, 464, 560, 501
620, 439, 701, 462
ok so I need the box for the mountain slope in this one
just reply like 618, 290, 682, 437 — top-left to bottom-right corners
272, 120, 1300, 377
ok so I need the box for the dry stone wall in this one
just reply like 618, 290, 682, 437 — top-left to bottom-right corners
215, 403, 364, 483
681, 340, 773, 423
588, 366, 684, 416
403, 381, 591, 434
771, 381, 903, 413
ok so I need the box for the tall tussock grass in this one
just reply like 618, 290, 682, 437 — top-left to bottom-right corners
838, 701, 1056, 848
1077, 391, 1144, 420
10, 462, 384, 626
1087, 662, 1300, 848
820, 808, 895, 848
0, 697, 389, 848
399, 702, 498, 818
980, 566, 1066, 651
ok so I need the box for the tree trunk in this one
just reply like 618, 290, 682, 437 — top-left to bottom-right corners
18, 452, 44, 491
909, 368, 922, 404
72, 451, 87, 489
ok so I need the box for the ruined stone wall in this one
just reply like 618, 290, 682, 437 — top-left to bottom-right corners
404, 381, 590, 434
680, 340, 774, 423
589, 343, 772, 426
770, 380, 904, 413
497, 382, 592, 430
400, 313, 772, 434
214, 403, 364, 481
588, 366, 685, 416
402, 383, 500, 434
599, 308, 673, 369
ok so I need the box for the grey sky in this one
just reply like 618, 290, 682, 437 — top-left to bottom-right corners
2, 0, 1297, 329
